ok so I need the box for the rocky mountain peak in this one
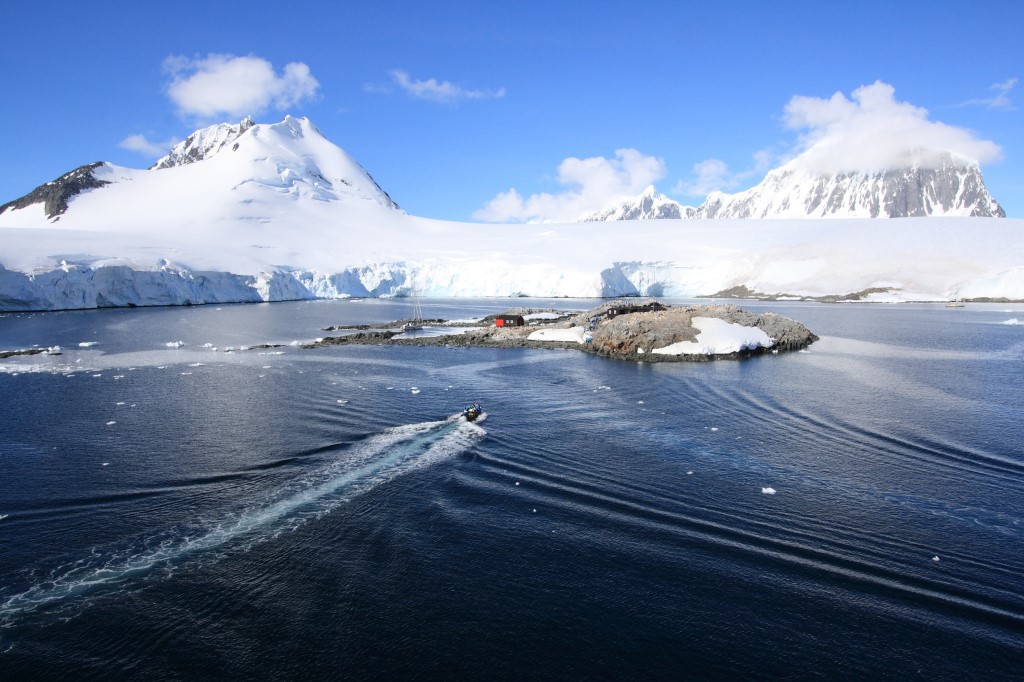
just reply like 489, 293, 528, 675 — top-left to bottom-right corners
0, 162, 110, 220
694, 153, 1005, 219
150, 116, 256, 170
582, 185, 695, 221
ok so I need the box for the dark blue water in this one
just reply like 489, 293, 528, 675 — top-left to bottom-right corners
2, 299, 1023, 679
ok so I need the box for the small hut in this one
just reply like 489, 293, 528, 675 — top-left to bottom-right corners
495, 314, 525, 328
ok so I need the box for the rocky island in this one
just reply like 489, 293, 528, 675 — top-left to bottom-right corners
308, 301, 818, 362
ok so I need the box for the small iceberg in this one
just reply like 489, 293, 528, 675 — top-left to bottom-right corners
165, 340, 185, 348
78, 341, 99, 347
761, 487, 777, 495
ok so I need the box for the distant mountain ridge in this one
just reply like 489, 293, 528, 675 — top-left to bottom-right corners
583, 152, 1005, 221
582, 185, 695, 221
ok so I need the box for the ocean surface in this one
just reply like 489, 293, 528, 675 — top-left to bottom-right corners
1, 298, 1023, 679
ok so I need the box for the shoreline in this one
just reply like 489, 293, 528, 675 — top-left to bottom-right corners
307, 301, 819, 363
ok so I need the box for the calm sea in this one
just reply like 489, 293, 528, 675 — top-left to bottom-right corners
1, 298, 1023, 679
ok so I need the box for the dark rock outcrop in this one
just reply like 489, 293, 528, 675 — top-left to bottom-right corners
0, 162, 110, 220
309, 300, 817, 362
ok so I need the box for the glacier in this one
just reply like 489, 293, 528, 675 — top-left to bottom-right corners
1, 116, 1022, 311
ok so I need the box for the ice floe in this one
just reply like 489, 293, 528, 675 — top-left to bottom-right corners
761, 487, 777, 495
165, 341, 185, 348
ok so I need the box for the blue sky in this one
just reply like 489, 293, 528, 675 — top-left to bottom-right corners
2, 0, 1021, 219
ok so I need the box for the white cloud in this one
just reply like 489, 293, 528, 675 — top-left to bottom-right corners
673, 158, 736, 197
164, 54, 319, 119
958, 78, 1017, 111
672, 149, 780, 197
784, 81, 1002, 174
118, 134, 180, 157
474, 149, 665, 223
380, 70, 506, 103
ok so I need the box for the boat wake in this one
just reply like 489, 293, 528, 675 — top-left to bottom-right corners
0, 415, 485, 625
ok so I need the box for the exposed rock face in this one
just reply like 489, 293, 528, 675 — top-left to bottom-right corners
694, 156, 1004, 219
0, 162, 110, 220
582, 185, 696, 221
580, 153, 1004, 221
572, 303, 816, 360
151, 116, 255, 169
310, 300, 818, 362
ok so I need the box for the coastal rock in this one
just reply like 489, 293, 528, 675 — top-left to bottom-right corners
310, 301, 817, 362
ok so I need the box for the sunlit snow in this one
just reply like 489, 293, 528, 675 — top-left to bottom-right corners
1, 116, 1022, 310
652, 317, 773, 356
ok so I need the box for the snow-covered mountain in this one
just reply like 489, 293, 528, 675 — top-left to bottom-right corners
694, 154, 1004, 219
151, 115, 256, 170
1, 116, 1022, 310
582, 152, 1004, 221
0, 115, 400, 225
581, 185, 695, 221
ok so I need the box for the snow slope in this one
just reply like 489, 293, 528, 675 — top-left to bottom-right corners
1, 117, 1022, 310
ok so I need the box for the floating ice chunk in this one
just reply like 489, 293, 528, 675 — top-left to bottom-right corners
687, 471, 694, 475
1002, 318, 1022, 325
165, 341, 185, 348
932, 555, 940, 562
202, 342, 215, 348
710, 427, 718, 432
78, 341, 99, 347
116, 402, 126, 406
597, 385, 611, 390
102, 462, 109, 466
515, 482, 520, 486
92, 374, 102, 378
336, 399, 348, 404
761, 487, 776, 495
410, 388, 421, 394
106, 421, 116, 426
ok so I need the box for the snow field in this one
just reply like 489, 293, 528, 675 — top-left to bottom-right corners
652, 317, 773, 356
